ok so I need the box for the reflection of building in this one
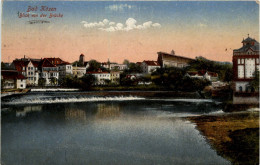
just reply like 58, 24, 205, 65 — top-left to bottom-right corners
232, 35, 259, 104
96, 104, 120, 118
1, 70, 27, 89
65, 108, 87, 121
16, 105, 42, 117
157, 51, 194, 68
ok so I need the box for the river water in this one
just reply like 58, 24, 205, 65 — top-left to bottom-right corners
1, 92, 230, 165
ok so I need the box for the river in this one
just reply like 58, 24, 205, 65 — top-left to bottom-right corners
1, 92, 231, 165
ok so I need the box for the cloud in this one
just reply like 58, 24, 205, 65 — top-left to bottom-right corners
82, 18, 161, 32
198, 23, 208, 28
106, 4, 135, 12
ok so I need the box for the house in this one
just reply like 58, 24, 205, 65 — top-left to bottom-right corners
157, 50, 194, 68
87, 70, 111, 85
58, 61, 73, 78
38, 58, 59, 86
141, 60, 160, 74
110, 71, 120, 84
73, 66, 86, 78
232, 35, 259, 104
109, 63, 127, 71
12, 58, 40, 86
185, 70, 218, 82
1, 70, 27, 89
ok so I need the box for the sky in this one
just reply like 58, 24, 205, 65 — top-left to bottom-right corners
1, 1, 259, 63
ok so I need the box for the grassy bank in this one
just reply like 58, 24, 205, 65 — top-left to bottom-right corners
187, 111, 259, 165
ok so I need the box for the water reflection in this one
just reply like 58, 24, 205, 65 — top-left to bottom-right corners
96, 104, 120, 119
16, 105, 42, 117
2, 100, 230, 165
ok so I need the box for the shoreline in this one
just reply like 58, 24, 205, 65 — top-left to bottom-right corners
187, 111, 259, 165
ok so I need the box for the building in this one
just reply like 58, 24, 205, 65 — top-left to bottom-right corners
141, 60, 160, 74
38, 58, 59, 86
87, 70, 111, 85
1, 70, 27, 89
12, 58, 40, 86
109, 63, 128, 71
58, 61, 73, 78
185, 70, 218, 82
110, 71, 120, 84
73, 66, 86, 78
232, 35, 259, 104
157, 50, 194, 68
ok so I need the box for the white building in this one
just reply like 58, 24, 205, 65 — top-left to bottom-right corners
87, 70, 111, 85
73, 66, 86, 78
141, 61, 160, 74
58, 62, 73, 78
39, 58, 59, 86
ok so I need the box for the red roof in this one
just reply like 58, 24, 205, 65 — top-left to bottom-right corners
136, 62, 142, 66
1, 70, 26, 79
46, 58, 64, 65
12, 60, 29, 72
40, 58, 57, 67
58, 61, 71, 65
143, 60, 160, 66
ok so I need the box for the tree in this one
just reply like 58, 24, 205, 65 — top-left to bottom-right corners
80, 74, 96, 90
250, 71, 259, 91
87, 60, 101, 72
50, 77, 58, 86
123, 59, 130, 66
38, 78, 46, 87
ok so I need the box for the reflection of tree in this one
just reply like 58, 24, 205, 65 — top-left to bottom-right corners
95, 104, 120, 119
65, 108, 87, 121
16, 105, 42, 117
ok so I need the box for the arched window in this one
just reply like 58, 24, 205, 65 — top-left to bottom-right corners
239, 86, 243, 92
251, 87, 255, 93
246, 86, 250, 92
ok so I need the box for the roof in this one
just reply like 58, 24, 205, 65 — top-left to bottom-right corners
136, 62, 142, 66
234, 37, 259, 52
39, 58, 57, 68
12, 60, 29, 72
80, 54, 85, 57
46, 58, 64, 65
143, 60, 160, 66
58, 61, 71, 65
158, 52, 194, 61
1, 70, 26, 79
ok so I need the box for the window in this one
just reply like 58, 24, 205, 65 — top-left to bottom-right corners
21, 84, 23, 88
238, 59, 240, 64
239, 86, 242, 92
257, 58, 259, 64
241, 59, 244, 64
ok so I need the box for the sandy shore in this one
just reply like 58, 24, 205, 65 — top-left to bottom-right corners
187, 111, 259, 165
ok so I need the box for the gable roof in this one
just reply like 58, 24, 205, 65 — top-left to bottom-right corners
39, 58, 57, 68
143, 60, 160, 66
46, 58, 64, 65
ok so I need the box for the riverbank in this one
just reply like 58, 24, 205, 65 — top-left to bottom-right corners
187, 111, 259, 165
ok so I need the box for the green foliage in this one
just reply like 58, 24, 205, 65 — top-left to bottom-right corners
87, 60, 101, 72
72, 61, 84, 67
50, 77, 58, 86
123, 63, 142, 73
38, 78, 46, 87
187, 56, 233, 82
151, 67, 210, 92
58, 75, 95, 90
123, 59, 130, 66
250, 71, 259, 90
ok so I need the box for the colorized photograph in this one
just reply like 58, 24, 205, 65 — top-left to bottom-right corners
1, 1, 259, 164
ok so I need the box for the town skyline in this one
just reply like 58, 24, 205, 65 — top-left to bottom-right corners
2, 1, 259, 63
